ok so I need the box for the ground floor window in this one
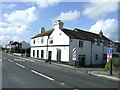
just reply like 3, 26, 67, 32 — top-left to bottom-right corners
33, 50, 35, 57
41, 50, 44, 58
78, 55, 86, 66
37, 50, 39, 58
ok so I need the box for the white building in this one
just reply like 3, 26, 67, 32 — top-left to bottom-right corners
31, 20, 118, 66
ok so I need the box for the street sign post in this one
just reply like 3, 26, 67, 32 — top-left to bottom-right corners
72, 48, 77, 60
107, 48, 113, 75
107, 48, 112, 62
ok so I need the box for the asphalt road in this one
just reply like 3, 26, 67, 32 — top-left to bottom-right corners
2, 52, 119, 89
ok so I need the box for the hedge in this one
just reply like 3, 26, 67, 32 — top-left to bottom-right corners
104, 58, 120, 72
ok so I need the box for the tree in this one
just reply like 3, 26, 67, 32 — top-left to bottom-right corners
12, 46, 21, 53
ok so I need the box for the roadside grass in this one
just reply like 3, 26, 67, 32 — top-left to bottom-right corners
104, 58, 120, 73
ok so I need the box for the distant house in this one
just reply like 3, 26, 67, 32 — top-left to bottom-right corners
31, 20, 119, 66
6, 41, 22, 52
114, 42, 120, 57
20, 41, 30, 49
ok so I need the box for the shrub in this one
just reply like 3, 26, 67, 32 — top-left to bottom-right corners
104, 58, 120, 72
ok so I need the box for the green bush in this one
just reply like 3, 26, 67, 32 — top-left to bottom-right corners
104, 58, 120, 72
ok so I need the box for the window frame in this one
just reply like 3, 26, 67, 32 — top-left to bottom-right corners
41, 37, 44, 44
95, 54, 98, 61
79, 40, 83, 47
33, 40, 35, 44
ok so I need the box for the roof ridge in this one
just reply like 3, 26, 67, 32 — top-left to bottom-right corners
31, 29, 54, 39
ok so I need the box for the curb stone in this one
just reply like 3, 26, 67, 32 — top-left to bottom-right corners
88, 71, 120, 82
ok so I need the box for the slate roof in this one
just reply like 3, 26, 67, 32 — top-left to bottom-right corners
7, 41, 22, 46
31, 28, 112, 42
62, 28, 112, 42
11, 41, 22, 45
31, 29, 54, 39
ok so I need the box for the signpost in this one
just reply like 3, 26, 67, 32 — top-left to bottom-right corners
107, 48, 113, 62
72, 48, 77, 60
107, 48, 113, 75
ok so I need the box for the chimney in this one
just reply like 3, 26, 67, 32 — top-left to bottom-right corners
99, 30, 103, 37
54, 20, 64, 30
40, 27, 45, 33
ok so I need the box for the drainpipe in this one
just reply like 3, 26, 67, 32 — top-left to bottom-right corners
46, 36, 49, 60
90, 41, 92, 66
102, 41, 104, 65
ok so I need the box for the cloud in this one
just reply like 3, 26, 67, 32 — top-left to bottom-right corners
89, 19, 118, 41
0, 23, 29, 45
83, 2, 118, 19
0, 35, 20, 46
0, 22, 29, 35
3, 6, 38, 26
53, 10, 80, 22
0, 6, 38, 46
37, 0, 61, 8
2, 3, 16, 9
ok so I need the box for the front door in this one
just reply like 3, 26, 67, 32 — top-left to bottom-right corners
57, 49, 61, 62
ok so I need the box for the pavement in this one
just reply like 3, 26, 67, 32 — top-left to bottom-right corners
88, 71, 120, 82
8, 53, 120, 83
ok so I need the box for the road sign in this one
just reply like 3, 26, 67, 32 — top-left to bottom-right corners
107, 53, 112, 60
107, 48, 113, 62
72, 48, 77, 60
107, 48, 113, 53
107, 48, 113, 75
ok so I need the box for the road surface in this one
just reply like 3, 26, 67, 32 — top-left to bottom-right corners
2, 52, 119, 89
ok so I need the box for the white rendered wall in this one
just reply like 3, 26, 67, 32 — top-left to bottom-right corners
31, 47, 47, 59
31, 36, 48, 47
48, 46, 69, 62
49, 29, 69, 45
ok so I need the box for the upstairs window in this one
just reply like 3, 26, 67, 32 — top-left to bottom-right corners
49, 38, 53, 44
79, 40, 83, 47
41, 38, 44, 44
95, 54, 98, 61
97, 40, 100, 46
33, 40, 35, 44
49, 39, 53, 44
37, 38, 39, 43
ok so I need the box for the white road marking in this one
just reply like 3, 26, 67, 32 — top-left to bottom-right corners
8, 59, 13, 62
18, 57, 35, 62
14, 59, 25, 62
8, 54, 13, 56
24, 58, 35, 62
15, 63, 25, 68
31, 70, 54, 81
61, 83, 64, 85
4, 57, 6, 59
0, 59, 1, 61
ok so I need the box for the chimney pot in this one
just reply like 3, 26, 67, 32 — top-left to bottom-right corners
54, 19, 64, 30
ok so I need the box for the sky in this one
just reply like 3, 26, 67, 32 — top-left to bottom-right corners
0, 0, 119, 46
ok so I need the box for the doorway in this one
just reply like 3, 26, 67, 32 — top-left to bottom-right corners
78, 55, 86, 67
57, 49, 61, 62
48, 51, 52, 61
37, 50, 39, 58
